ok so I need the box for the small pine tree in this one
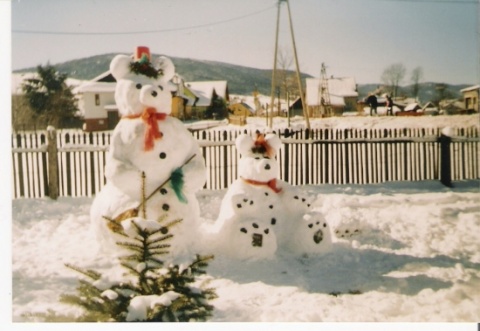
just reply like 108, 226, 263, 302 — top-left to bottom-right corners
21, 64, 78, 128
36, 218, 216, 322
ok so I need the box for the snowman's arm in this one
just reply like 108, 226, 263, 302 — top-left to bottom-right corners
104, 130, 142, 198
170, 124, 206, 192
180, 152, 207, 192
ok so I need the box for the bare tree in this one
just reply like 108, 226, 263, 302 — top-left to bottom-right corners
410, 66, 424, 100
381, 63, 406, 98
275, 47, 297, 115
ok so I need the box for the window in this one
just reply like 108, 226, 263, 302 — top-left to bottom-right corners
95, 94, 100, 106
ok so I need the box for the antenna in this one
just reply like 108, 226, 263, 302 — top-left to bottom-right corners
320, 63, 332, 117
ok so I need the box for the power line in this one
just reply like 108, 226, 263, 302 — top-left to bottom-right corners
12, 5, 276, 36
371, 0, 477, 4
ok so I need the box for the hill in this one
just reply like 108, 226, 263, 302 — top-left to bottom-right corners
13, 53, 312, 96
14, 53, 469, 100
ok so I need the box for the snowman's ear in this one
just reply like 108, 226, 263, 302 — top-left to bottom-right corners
154, 56, 175, 82
236, 134, 254, 155
109, 54, 132, 80
264, 133, 282, 155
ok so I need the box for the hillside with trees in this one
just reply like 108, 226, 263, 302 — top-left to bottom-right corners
14, 54, 469, 102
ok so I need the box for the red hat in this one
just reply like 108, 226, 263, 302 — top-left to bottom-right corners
134, 46, 151, 63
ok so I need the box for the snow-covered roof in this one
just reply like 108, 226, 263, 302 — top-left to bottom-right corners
185, 81, 228, 107
405, 103, 421, 111
306, 77, 358, 107
75, 81, 116, 94
460, 85, 480, 93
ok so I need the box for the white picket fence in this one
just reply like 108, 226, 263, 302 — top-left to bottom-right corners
11, 126, 480, 199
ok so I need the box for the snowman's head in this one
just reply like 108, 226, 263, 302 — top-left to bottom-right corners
110, 47, 176, 117
236, 132, 282, 182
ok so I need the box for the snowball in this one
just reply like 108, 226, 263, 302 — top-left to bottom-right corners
126, 292, 181, 321
101, 289, 118, 300
441, 126, 454, 137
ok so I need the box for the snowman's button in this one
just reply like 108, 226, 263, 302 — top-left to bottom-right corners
269, 205, 273, 209
162, 203, 170, 211
159, 152, 167, 159
264, 192, 269, 196
271, 218, 276, 225
160, 188, 168, 195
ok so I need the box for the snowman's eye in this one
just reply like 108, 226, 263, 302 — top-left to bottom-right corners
158, 85, 164, 91
135, 83, 142, 89
254, 157, 260, 160
264, 156, 270, 159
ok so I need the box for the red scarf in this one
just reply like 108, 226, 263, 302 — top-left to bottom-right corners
123, 107, 167, 151
241, 177, 282, 193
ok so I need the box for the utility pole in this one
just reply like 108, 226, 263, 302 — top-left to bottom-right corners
285, 0, 310, 129
269, 0, 282, 129
269, 0, 310, 130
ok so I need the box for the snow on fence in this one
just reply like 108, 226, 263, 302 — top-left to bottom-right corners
11, 127, 480, 199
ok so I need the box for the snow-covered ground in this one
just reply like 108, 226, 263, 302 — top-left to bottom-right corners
6, 114, 480, 330
239, 113, 479, 132
10, 180, 480, 324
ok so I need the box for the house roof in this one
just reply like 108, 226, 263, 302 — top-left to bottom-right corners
422, 102, 437, 111
75, 81, 116, 93
184, 81, 228, 107
405, 103, 421, 111
306, 77, 358, 106
460, 85, 480, 93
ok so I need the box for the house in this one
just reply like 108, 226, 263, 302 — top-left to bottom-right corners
460, 85, 479, 112
306, 77, 358, 117
74, 71, 117, 131
228, 102, 254, 117
421, 101, 439, 116
183, 81, 229, 119
404, 103, 422, 112
439, 99, 466, 115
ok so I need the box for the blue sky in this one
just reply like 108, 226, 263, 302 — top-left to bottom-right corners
9, 0, 480, 85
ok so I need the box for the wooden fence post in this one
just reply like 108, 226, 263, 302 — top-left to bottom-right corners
47, 126, 59, 199
439, 132, 452, 187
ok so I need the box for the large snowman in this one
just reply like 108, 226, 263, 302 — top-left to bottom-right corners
211, 132, 332, 259
90, 47, 206, 260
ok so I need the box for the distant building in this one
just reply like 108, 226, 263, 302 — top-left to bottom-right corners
228, 102, 254, 117
183, 80, 229, 120
74, 71, 117, 131
306, 77, 358, 117
460, 85, 479, 112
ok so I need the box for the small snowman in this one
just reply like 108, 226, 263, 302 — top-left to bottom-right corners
90, 47, 206, 261
212, 132, 332, 259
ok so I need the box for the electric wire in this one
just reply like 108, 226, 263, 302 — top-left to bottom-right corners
12, 4, 276, 36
